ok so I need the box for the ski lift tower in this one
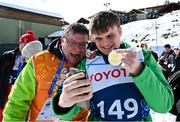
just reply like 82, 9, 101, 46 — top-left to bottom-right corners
155, 21, 158, 50
104, 2, 110, 10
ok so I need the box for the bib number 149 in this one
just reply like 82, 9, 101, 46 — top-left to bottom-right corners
97, 98, 138, 119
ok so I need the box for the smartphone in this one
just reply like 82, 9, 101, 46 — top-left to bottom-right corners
68, 67, 90, 109
68, 67, 86, 79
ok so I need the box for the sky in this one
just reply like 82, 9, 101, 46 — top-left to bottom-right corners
0, 0, 179, 23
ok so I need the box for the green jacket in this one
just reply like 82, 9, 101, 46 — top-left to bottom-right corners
3, 58, 36, 121
52, 43, 174, 121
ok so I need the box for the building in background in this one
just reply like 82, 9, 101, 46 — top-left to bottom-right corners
128, 2, 180, 22
87, 2, 180, 26
0, 2, 69, 55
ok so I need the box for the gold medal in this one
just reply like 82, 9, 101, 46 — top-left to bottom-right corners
108, 50, 122, 66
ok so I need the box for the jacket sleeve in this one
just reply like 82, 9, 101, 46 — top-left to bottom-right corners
132, 50, 174, 113
3, 58, 36, 121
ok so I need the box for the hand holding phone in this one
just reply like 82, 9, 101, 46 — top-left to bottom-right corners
58, 68, 92, 109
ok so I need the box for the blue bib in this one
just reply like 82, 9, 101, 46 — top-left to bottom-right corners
86, 56, 149, 121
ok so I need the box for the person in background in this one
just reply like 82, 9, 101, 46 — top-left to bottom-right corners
140, 42, 158, 61
148, 46, 158, 62
52, 11, 174, 121
21, 40, 43, 62
140, 42, 148, 49
3, 23, 89, 121
0, 30, 35, 121
158, 44, 174, 79
169, 45, 180, 76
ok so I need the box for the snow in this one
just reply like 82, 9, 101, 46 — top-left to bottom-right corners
121, 10, 180, 56
48, 30, 64, 38
150, 110, 177, 122
121, 10, 180, 122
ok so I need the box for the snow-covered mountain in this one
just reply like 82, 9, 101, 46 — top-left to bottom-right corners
122, 10, 180, 48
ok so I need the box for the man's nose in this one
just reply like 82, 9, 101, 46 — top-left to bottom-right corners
73, 45, 82, 52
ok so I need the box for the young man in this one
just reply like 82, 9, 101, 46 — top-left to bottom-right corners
0, 30, 35, 121
3, 23, 89, 121
52, 11, 174, 121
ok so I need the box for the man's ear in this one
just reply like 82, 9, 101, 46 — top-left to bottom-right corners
60, 36, 64, 45
89, 34, 95, 42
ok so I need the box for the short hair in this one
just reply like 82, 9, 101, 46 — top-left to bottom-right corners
140, 42, 148, 49
164, 44, 171, 48
64, 22, 89, 38
90, 11, 121, 35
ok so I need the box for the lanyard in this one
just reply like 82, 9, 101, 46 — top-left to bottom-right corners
16, 62, 23, 77
48, 56, 65, 95
16, 55, 24, 78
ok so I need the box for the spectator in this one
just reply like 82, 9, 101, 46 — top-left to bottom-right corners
169, 45, 180, 76
140, 43, 158, 61
140, 42, 148, 49
52, 11, 174, 121
3, 23, 89, 121
158, 44, 174, 79
0, 30, 35, 121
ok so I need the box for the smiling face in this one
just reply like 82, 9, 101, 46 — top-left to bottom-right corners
92, 25, 122, 55
61, 30, 88, 65
174, 48, 179, 55
89, 11, 122, 55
